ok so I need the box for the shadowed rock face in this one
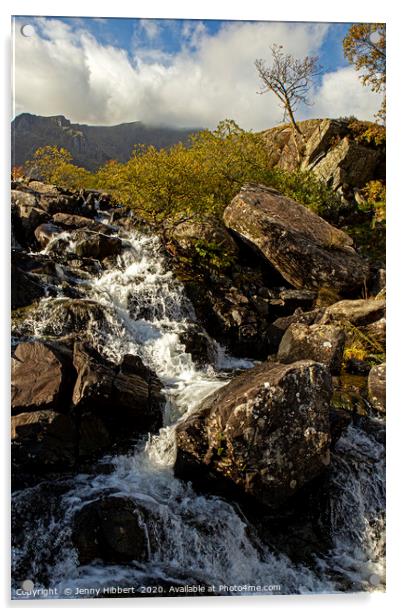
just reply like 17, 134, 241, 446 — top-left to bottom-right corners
72, 496, 149, 565
175, 359, 332, 509
223, 184, 369, 294
11, 339, 165, 486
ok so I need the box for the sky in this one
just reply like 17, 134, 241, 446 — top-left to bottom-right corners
12, 16, 383, 130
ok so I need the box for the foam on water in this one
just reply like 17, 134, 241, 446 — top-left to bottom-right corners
11, 229, 385, 598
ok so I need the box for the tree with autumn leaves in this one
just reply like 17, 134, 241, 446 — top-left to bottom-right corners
343, 23, 386, 123
25, 145, 93, 189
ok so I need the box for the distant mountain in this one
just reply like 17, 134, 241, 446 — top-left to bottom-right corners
11, 113, 201, 171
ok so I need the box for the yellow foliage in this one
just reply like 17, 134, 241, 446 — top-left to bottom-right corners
26, 145, 92, 190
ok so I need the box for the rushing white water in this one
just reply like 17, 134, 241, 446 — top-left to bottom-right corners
11, 228, 385, 598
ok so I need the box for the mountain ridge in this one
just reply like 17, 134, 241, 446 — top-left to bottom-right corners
12, 113, 201, 171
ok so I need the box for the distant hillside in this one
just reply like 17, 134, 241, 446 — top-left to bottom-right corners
12, 113, 201, 171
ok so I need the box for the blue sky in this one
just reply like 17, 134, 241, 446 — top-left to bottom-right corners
43, 17, 352, 72
13, 16, 381, 129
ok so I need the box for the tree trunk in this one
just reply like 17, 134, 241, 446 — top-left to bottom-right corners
284, 98, 306, 164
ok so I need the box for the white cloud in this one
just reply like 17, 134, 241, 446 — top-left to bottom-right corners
308, 66, 383, 120
13, 18, 382, 129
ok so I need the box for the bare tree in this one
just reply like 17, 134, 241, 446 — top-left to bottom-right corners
255, 44, 322, 155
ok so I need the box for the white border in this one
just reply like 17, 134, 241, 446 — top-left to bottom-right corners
1, 1, 401, 614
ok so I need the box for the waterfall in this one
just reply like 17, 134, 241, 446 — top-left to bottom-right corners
11, 228, 385, 598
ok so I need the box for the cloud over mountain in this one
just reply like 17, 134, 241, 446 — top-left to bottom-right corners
13, 18, 382, 129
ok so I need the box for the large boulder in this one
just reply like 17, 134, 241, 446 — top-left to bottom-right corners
368, 363, 386, 413
72, 343, 164, 436
72, 496, 149, 565
223, 184, 368, 293
361, 317, 386, 348
175, 360, 332, 509
277, 323, 346, 374
11, 341, 70, 414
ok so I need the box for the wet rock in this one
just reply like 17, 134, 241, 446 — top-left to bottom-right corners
110, 206, 133, 223
11, 409, 110, 482
73, 230, 122, 260
82, 189, 112, 211
179, 324, 216, 366
11, 410, 76, 472
11, 341, 71, 414
72, 343, 164, 437
184, 276, 272, 360
11, 261, 50, 309
368, 363, 386, 413
329, 408, 353, 446
35, 298, 109, 343
320, 298, 386, 326
72, 496, 149, 565
34, 222, 64, 248
52, 212, 113, 234
223, 184, 368, 294
175, 360, 332, 509
277, 323, 345, 374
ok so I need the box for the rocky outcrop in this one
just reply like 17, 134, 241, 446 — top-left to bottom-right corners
368, 363, 386, 413
262, 118, 385, 202
175, 360, 332, 509
72, 496, 149, 565
223, 184, 369, 294
277, 323, 345, 374
308, 137, 381, 193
